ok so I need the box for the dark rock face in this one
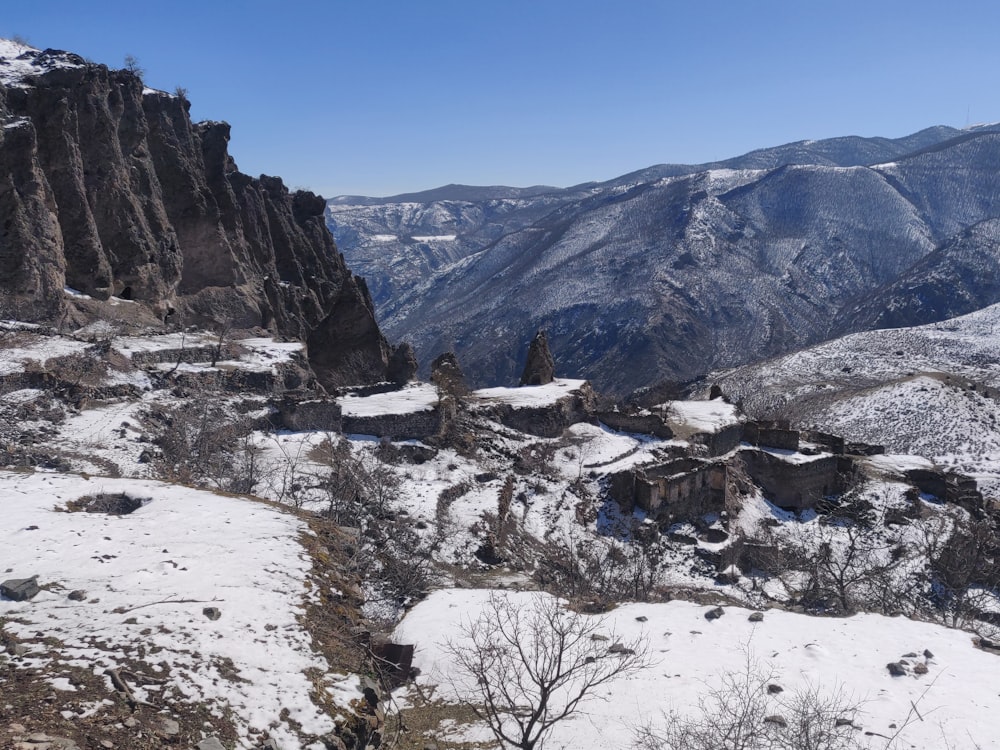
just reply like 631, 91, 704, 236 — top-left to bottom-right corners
0, 46, 389, 387
519, 330, 555, 386
387, 342, 419, 384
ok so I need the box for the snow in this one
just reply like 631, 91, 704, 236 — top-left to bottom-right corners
0, 39, 83, 87
471, 378, 588, 409
865, 453, 937, 475
662, 398, 742, 433
338, 382, 439, 417
0, 471, 350, 749
411, 235, 457, 242
396, 588, 1000, 749
0, 334, 91, 376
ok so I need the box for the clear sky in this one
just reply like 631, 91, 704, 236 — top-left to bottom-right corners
3, 1, 999, 198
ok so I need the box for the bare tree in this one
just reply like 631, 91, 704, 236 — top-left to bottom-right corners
446, 592, 651, 750
123, 54, 145, 78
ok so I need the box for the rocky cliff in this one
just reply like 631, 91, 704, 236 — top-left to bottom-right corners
0, 40, 390, 388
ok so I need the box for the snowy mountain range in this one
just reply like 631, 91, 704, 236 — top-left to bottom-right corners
328, 124, 1000, 394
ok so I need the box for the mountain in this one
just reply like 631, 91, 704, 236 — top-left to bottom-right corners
328, 124, 1000, 394
0, 39, 391, 389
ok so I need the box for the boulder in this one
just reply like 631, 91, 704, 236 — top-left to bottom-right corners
704, 606, 725, 621
1, 576, 40, 601
886, 661, 907, 677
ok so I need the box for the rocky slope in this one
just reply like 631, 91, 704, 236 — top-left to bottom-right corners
328, 124, 1000, 394
0, 40, 391, 389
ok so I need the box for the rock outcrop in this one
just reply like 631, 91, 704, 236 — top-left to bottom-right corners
0, 41, 390, 387
519, 330, 555, 385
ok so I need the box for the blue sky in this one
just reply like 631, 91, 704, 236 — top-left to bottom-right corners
4, 1, 999, 198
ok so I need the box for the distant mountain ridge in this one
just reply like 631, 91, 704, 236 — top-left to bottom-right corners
327, 123, 1000, 394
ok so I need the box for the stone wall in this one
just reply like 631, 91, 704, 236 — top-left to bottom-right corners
804, 430, 846, 454
905, 467, 984, 516
595, 410, 674, 438
744, 421, 800, 451
480, 389, 594, 438
740, 448, 845, 509
277, 398, 343, 432
691, 423, 743, 457
611, 458, 726, 524
341, 401, 454, 440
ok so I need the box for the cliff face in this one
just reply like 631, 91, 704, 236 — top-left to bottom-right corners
0, 41, 390, 388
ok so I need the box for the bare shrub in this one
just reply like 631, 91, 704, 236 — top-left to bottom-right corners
634, 651, 865, 750
145, 398, 252, 488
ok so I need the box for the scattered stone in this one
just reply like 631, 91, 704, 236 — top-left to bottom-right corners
902, 652, 918, 658
886, 662, 907, 677
159, 717, 180, 736
123, 718, 137, 729
202, 607, 222, 621
748, 612, 765, 622
197, 738, 226, 750
764, 715, 788, 728
704, 606, 725, 621
835, 718, 856, 728
608, 642, 635, 656
913, 662, 929, 675
767, 683, 783, 694
635, 616, 648, 622
67, 590, 87, 601
923, 649, 934, 659
100, 741, 113, 749
12, 643, 31, 657
257, 741, 281, 750
1, 576, 40, 602
590, 634, 609, 642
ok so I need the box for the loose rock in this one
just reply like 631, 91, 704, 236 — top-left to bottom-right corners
1, 576, 40, 602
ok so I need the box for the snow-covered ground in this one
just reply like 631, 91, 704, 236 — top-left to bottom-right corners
395, 589, 1000, 749
338, 382, 439, 416
0, 471, 357, 749
662, 398, 742, 434
470, 378, 588, 409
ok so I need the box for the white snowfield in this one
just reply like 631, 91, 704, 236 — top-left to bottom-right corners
470, 378, 589, 409
338, 382, 439, 417
0, 471, 350, 749
661, 398, 742, 433
396, 589, 1000, 749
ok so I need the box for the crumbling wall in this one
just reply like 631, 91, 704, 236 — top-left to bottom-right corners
744, 421, 799, 451
740, 448, 844, 509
